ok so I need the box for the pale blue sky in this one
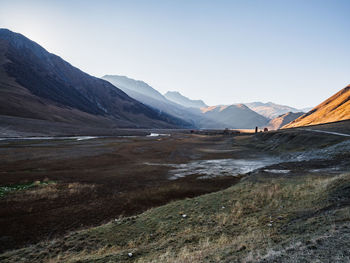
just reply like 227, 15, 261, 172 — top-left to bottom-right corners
0, 0, 349, 108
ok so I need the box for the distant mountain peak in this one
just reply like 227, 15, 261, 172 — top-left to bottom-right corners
164, 91, 208, 109
0, 28, 51, 60
235, 103, 248, 109
267, 111, 305, 130
200, 103, 269, 129
245, 101, 302, 119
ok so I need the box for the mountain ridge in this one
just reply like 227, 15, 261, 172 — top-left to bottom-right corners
101, 74, 215, 128
283, 85, 350, 128
164, 91, 208, 109
102, 75, 167, 103
0, 28, 190, 129
245, 101, 302, 119
200, 104, 269, 129
267, 111, 305, 130
103, 75, 270, 129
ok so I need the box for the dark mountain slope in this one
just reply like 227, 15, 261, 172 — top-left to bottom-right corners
0, 29, 189, 129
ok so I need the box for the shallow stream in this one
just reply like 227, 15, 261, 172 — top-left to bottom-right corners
146, 157, 280, 180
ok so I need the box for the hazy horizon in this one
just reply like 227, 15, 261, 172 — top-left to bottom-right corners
1, 0, 349, 108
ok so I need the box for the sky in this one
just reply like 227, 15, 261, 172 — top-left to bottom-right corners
0, 0, 349, 109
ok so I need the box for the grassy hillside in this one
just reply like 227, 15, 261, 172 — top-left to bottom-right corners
1, 170, 349, 262
283, 85, 350, 128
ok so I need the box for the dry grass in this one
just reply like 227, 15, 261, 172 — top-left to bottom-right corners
1, 172, 349, 263
133, 175, 343, 263
4, 182, 96, 202
67, 182, 96, 195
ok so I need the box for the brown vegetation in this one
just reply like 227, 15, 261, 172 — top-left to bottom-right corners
2, 168, 349, 262
1, 124, 349, 262
0, 134, 243, 251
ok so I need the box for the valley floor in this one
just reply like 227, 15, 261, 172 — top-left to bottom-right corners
0, 121, 350, 262
0, 132, 248, 252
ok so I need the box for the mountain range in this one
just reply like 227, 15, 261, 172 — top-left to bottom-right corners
1, 28, 347, 133
101, 75, 220, 128
244, 102, 302, 119
0, 29, 190, 130
104, 73, 350, 130
200, 104, 269, 128
102, 75, 271, 129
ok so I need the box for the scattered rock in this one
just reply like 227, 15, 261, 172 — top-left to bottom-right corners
128, 252, 133, 258
308, 245, 317, 250
237, 245, 246, 251
267, 223, 273, 227
182, 214, 187, 218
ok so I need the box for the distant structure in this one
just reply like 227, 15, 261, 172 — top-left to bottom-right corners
264, 127, 269, 132
255, 126, 258, 133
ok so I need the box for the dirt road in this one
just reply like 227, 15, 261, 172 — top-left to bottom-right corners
303, 128, 350, 137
